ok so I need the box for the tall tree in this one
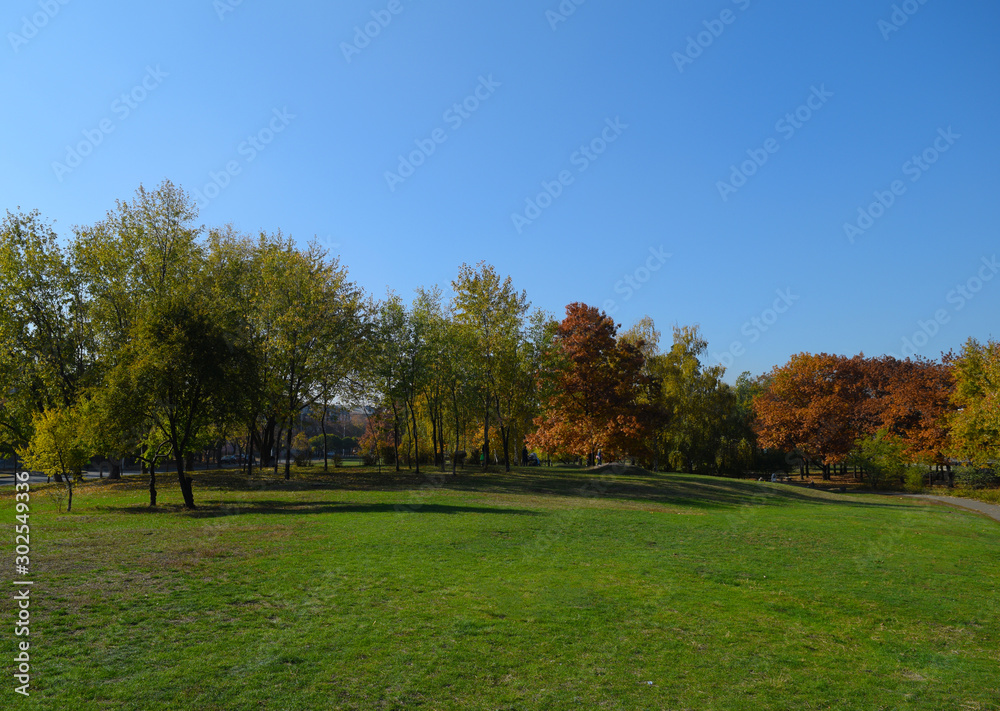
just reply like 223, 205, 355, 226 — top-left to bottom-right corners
246, 233, 361, 479
754, 353, 868, 478
451, 263, 529, 470
656, 325, 736, 474
19, 406, 88, 511
73, 180, 203, 478
0, 209, 95, 418
109, 292, 251, 508
528, 303, 646, 464
947, 338, 1000, 466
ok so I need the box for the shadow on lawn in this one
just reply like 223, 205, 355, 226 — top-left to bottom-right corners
97, 501, 542, 518
429, 469, 917, 512
90, 467, 917, 514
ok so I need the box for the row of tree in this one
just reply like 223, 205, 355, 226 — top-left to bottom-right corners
752, 345, 998, 478
2, 181, 996, 510
2, 182, 364, 509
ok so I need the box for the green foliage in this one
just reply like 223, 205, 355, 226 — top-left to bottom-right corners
849, 429, 907, 489
904, 465, 927, 493
0, 209, 96, 455
953, 466, 999, 490
948, 338, 1000, 466
19, 406, 89, 480
18, 406, 89, 510
651, 325, 740, 474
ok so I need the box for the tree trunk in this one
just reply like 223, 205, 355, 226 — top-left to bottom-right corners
482, 396, 490, 471
452, 388, 461, 476
391, 402, 401, 473
284, 426, 293, 480
411, 401, 420, 475
273, 425, 282, 477
109, 459, 122, 480
175, 456, 196, 509
261, 418, 276, 468
431, 413, 438, 471
149, 463, 157, 507
439, 413, 447, 473
321, 401, 329, 473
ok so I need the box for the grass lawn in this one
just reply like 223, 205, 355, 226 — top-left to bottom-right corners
3, 465, 999, 710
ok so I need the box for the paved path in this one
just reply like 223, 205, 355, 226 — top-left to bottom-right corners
897, 494, 1000, 523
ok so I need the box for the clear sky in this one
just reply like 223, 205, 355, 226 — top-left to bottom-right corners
3, 0, 998, 380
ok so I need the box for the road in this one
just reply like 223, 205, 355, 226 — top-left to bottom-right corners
898, 493, 1000, 523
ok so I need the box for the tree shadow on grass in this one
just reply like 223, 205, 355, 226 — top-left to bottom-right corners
435, 469, 919, 512
87, 467, 918, 514
96, 501, 543, 518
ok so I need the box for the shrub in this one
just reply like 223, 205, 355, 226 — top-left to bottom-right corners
848, 430, 906, 490
954, 467, 999, 490
903, 466, 927, 493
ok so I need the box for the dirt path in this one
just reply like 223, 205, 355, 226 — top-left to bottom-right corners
897, 494, 1000, 523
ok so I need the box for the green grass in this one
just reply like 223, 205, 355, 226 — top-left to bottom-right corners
3, 466, 999, 710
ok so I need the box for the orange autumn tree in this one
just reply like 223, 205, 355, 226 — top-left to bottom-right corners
864, 356, 955, 465
753, 353, 868, 478
528, 303, 646, 465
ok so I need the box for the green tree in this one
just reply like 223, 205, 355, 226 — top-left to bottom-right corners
0, 209, 95, 460
73, 181, 204, 479
19, 406, 89, 512
247, 234, 361, 479
451, 263, 529, 470
657, 326, 736, 474
109, 294, 251, 509
948, 338, 1000, 467
848, 429, 906, 490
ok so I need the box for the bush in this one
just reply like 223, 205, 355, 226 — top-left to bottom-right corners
954, 467, 999, 490
848, 430, 905, 490
903, 466, 927, 493
363, 446, 396, 467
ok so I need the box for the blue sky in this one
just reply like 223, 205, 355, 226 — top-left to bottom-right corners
3, 0, 998, 379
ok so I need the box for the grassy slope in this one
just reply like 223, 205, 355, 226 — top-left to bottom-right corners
2, 467, 998, 710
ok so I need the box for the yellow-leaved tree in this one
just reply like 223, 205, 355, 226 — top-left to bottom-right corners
19, 407, 89, 512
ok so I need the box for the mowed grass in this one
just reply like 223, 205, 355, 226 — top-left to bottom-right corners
2, 465, 999, 710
